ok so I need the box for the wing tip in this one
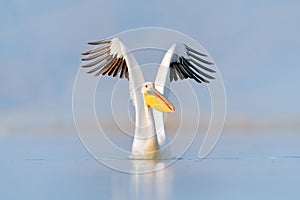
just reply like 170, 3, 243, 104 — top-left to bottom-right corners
81, 51, 89, 55
184, 44, 207, 57
87, 39, 111, 45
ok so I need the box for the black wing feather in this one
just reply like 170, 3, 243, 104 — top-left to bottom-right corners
81, 39, 129, 79
169, 45, 215, 83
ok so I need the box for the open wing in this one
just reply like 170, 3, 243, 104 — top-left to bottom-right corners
169, 43, 215, 83
81, 37, 144, 107
154, 43, 215, 95
81, 38, 129, 79
81, 38, 148, 151
153, 43, 216, 146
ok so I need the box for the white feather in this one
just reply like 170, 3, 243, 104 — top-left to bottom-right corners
153, 43, 177, 147
114, 38, 154, 153
83, 37, 211, 159
86, 39, 208, 159
111, 38, 143, 107
109, 38, 123, 58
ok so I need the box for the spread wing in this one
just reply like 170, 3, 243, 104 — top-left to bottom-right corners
153, 43, 216, 146
81, 38, 129, 79
81, 37, 148, 151
154, 43, 215, 96
81, 37, 145, 107
169, 43, 215, 83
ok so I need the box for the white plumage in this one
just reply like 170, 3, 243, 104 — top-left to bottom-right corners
81, 37, 215, 159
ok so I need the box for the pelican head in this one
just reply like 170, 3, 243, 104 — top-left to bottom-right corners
142, 82, 175, 112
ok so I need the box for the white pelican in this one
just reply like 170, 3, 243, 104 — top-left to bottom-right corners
81, 38, 215, 159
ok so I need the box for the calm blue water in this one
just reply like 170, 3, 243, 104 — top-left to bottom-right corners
1, 131, 300, 200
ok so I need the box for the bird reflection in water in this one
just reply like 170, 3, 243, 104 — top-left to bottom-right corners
111, 160, 174, 200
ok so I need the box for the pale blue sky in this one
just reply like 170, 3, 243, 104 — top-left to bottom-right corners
1, 0, 300, 126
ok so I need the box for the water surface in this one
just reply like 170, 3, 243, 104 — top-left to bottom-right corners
1, 131, 299, 199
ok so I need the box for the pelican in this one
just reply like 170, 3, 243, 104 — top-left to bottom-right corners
81, 38, 215, 159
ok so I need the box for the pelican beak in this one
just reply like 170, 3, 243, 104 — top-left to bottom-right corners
144, 86, 175, 112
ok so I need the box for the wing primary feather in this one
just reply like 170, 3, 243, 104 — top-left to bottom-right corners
87, 58, 110, 74
81, 49, 110, 61
94, 57, 114, 76
108, 58, 122, 76
173, 63, 181, 81
181, 58, 209, 83
182, 57, 211, 82
185, 45, 207, 57
185, 66, 204, 82
191, 65, 215, 80
112, 59, 123, 77
175, 64, 185, 80
81, 38, 131, 80
172, 64, 180, 79
81, 45, 109, 55
175, 63, 189, 79
81, 55, 109, 68
119, 65, 125, 78
179, 58, 203, 82
187, 51, 214, 65
173, 66, 179, 81
102, 57, 119, 76
188, 58, 216, 73
169, 64, 175, 82
190, 65, 215, 80
182, 57, 215, 80
87, 40, 111, 45
124, 65, 129, 79
119, 61, 127, 79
